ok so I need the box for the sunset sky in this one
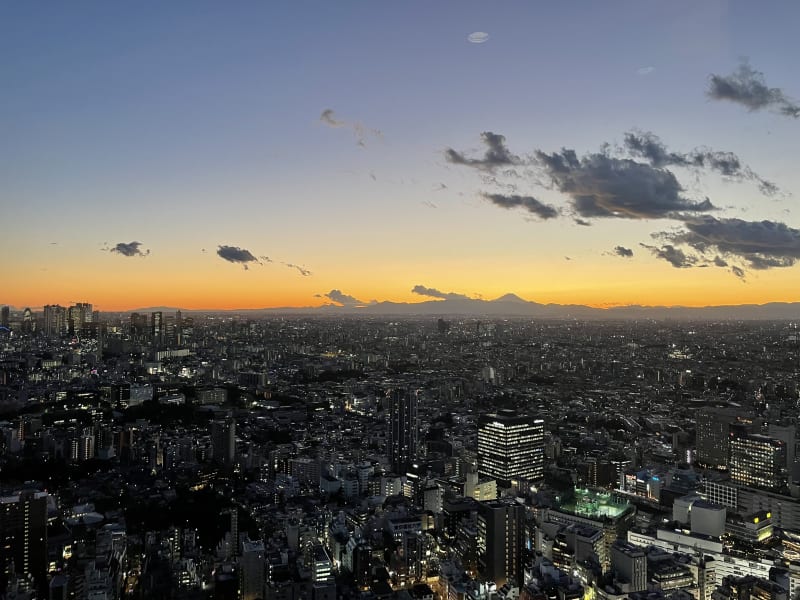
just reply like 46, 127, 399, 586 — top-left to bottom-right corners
3, 2, 799, 311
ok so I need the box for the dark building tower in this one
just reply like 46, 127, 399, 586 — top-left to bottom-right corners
388, 389, 418, 474
0, 490, 48, 595
695, 408, 755, 469
212, 417, 236, 470
0, 306, 9, 329
477, 498, 526, 587
478, 409, 544, 487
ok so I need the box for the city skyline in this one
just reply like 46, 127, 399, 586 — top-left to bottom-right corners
3, 2, 800, 311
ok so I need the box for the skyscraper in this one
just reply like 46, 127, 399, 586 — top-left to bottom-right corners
729, 431, 787, 492
43, 304, 67, 337
477, 498, 526, 587
0, 306, 9, 329
388, 389, 418, 474
478, 409, 544, 486
0, 490, 48, 595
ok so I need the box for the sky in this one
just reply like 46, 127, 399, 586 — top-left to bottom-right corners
2, 1, 799, 311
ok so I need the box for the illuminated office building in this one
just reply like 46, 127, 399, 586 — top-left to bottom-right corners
478, 409, 544, 486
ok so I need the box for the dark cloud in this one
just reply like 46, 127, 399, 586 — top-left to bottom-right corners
217, 245, 260, 269
481, 193, 558, 220
574, 218, 592, 226
640, 243, 697, 268
713, 256, 728, 267
320, 108, 382, 146
623, 130, 777, 195
662, 216, 800, 271
411, 285, 470, 301
109, 241, 149, 257
614, 246, 634, 258
731, 266, 746, 279
324, 289, 364, 307
445, 132, 520, 171
535, 149, 714, 219
708, 62, 800, 118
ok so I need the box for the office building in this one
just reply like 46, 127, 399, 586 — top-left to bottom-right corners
478, 409, 544, 486
388, 389, 418, 474
729, 432, 787, 492
239, 537, 265, 600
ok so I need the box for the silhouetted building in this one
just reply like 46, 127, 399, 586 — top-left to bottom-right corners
388, 389, 418, 474
0, 490, 48, 595
212, 417, 236, 469
477, 498, 525, 587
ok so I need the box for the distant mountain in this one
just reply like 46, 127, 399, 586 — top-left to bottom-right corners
118, 297, 800, 320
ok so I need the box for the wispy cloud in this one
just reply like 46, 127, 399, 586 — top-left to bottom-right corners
467, 31, 490, 44
481, 192, 559, 220
623, 130, 778, 195
708, 61, 800, 118
284, 263, 312, 277
445, 131, 521, 171
640, 243, 697, 269
320, 108, 383, 146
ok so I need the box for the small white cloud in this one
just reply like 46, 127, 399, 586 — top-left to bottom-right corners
637, 66, 655, 76
467, 31, 489, 44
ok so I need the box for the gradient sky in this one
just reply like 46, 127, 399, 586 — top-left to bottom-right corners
2, 1, 799, 311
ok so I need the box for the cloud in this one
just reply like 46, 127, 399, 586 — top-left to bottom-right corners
574, 218, 591, 226
636, 66, 655, 76
108, 241, 149, 257
421, 200, 437, 209
535, 149, 715, 219
467, 31, 490, 44
640, 243, 697, 268
708, 62, 800, 118
731, 265, 746, 279
481, 192, 559, 220
323, 289, 364, 307
623, 130, 777, 195
411, 285, 471, 301
217, 245, 260, 269
284, 263, 312, 277
320, 108, 383, 146
660, 216, 800, 272
445, 131, 521, 171
614, 245, 634, 258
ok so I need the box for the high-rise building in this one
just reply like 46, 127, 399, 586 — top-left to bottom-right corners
695, 408, 758, 469
0, 490, 48, 595
729, 432, 787, 492
43, 304, 67, 337
478, 409, 544, 486
212, 417, 236, 469
388, 389, 418, 474
0, 306, 9, 329
151, 311, 163, 344
476, 498, 526, 587
239, 537, 265, 600
67, 302, 92, 335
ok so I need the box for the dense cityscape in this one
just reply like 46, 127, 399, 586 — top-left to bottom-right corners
2, 303, 800, 600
